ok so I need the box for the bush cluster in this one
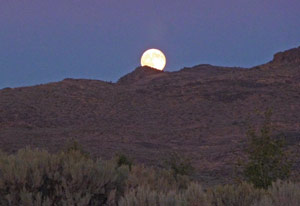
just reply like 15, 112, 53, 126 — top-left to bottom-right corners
119, 183, 209, 206
207, 182, 264, 206
0, 148, 129, 206
253, 181, 300, 206
240, 110, 291, 189
0, 147, 299, 206
119, 180, 300, 206
125, 164, 190, 193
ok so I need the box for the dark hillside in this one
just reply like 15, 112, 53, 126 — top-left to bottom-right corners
1, 46, 300, 184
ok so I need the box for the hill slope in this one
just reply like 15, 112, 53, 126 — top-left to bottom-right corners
1, 46, 300, 184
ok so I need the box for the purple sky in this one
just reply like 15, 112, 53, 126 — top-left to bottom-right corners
0, 0, 300, 88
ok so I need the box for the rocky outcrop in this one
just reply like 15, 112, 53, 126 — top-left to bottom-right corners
271, 46, 300, 65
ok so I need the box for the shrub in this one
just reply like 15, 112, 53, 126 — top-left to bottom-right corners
164, 152, 195, 179
241, 109, 291, 189
252, 181, 300, 206
182, 183, 211, 206
126, 164, 190, 193
64, 138, 90, 158
119, 183, 210, 206
116, 153, 133, 170
0, 147, 129, 206
208, 182, 263, 206
118, 188, 178, 206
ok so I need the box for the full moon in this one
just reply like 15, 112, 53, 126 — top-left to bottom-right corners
140, 48, 166, 71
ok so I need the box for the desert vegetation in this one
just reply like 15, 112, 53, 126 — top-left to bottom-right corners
0, 109, 298, 205
0, 146, 299, 206
237, 110, 292, 189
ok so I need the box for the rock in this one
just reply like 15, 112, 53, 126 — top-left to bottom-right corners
271, 46, 300, 65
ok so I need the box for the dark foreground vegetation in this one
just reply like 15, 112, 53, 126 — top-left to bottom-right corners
0, 146, 299, 206
0, 110, 299, 205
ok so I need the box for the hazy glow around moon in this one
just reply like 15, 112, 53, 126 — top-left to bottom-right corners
141, 48, 166, 71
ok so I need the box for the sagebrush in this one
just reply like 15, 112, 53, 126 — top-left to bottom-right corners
0, 147, 299, 206
0, 148, 128, 206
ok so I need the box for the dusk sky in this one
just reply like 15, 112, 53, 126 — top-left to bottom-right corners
1, 0, 300, 89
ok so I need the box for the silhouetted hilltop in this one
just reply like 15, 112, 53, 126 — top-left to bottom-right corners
271, 46, 300, 65
117, 66, 165, 85
0, 46, 300, 184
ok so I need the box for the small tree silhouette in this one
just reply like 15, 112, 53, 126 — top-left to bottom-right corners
242, 109, 291, 189
116, 153, 133, 170
64, 138, 90, 158
164, 151, 194, 179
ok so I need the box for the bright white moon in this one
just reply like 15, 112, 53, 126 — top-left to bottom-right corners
141, 48, 166, 71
